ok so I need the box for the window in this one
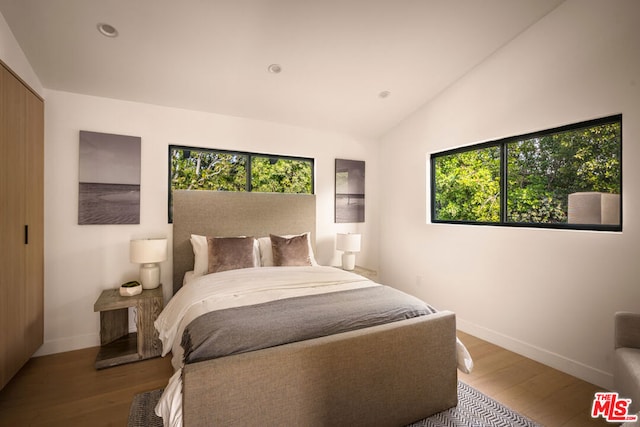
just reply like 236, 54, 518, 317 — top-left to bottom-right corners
169, 146, 314, 221
431, 115, 622, 231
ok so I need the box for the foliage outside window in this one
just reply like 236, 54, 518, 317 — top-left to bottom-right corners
169, 146, 313, 221
431, 115, 622, 231
250, 156, 314, 193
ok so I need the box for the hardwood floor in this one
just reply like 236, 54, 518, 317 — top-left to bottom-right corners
0, 347, 173, 426
0, 332, 614, 426
457, 331, 614, 427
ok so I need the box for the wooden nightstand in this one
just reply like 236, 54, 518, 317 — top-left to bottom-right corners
93, 287, 163, 369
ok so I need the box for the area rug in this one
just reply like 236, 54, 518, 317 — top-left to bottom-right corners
128, 381, 541, 427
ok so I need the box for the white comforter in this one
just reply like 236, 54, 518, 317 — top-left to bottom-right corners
153, 266, 473, 427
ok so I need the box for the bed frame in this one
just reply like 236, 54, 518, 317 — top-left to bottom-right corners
172, 190, 458, 426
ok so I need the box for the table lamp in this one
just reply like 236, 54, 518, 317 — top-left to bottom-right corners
336, 233, 361, 271
130, 238, 167, 289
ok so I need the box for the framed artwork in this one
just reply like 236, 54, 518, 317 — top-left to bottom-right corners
78, 130, 141, 225
335, 159, 365, 223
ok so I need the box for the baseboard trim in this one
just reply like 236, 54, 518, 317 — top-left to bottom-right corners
34, 312, 137, 357
457, 318, 613, 390
33, 333, 100, 357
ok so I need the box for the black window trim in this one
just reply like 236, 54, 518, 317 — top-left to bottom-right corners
430, 114, 622, 232
168, 145, 315, 223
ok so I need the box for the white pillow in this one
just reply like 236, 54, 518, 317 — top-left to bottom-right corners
258, 232, 318, 267
190, 234, 209, 277
190, 234, 260, 278
182, 270, 196, 286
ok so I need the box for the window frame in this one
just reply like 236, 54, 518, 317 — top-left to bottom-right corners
168, 145, 314, 222
430, 114, 622, 232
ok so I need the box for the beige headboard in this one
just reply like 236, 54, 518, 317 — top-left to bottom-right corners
172, 190, 316, 294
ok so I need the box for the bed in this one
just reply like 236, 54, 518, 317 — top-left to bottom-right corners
156, 190, 470, 427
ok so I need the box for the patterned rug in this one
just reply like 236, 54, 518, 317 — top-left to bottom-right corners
128, 381, 541, 427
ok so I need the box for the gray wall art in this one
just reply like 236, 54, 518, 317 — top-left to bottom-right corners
78, 130, 141, 225
335, 158, 365, 223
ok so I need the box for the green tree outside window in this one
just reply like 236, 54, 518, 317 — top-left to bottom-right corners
431, 115, 621, 231
169, 146, 313, 222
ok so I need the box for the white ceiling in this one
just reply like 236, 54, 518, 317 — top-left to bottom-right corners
0, 0, 564, 138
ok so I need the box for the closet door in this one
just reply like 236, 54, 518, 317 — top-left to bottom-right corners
0, 62, 44, 390
24, 74, 44, 359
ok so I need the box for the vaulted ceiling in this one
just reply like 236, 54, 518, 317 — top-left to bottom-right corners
0, 0, 564, 138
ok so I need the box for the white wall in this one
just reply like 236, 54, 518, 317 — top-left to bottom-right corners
6, 0, 637, 387
38, 90, 379, 355
1, 3, 380, 359
378, 0, 640, 389
0, 10, 42, 95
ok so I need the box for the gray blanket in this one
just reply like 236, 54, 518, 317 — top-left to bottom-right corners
181, 285, 437, 364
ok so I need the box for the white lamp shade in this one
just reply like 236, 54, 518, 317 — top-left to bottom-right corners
130, 238, 167, 264
336, 233, 361, 253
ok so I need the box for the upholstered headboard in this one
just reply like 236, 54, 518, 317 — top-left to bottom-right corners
172, 190, 316, 294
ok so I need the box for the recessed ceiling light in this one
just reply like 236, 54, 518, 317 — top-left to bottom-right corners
267, 64, 282, 74
97, 23, 118, 38
378, 90, 391, 99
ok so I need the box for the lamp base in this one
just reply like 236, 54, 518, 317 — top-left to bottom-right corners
341, 252, 356, 271
139, 263, 161, 289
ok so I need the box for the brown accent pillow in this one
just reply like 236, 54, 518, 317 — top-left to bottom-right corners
207, 236, 257, 274
270, 233, 312, 266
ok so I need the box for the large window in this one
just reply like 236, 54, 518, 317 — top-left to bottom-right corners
431, 115, 622, 231
169, 145, 314, 221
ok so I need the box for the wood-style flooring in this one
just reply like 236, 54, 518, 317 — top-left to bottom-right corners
0, 331, 614, 426
457, 331, 614, 427
0, 347, 173, 426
